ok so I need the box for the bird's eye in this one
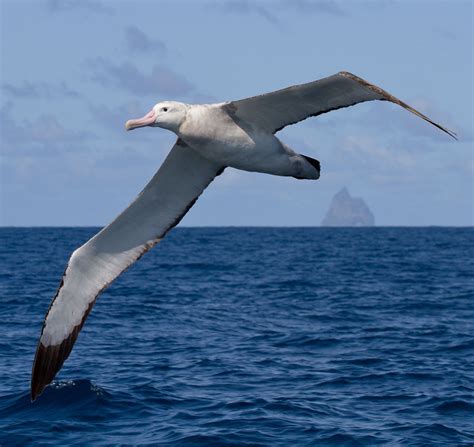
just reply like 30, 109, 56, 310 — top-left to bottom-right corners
162, 107, 168, 112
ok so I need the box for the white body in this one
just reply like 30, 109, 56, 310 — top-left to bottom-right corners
178, 103, 319, 179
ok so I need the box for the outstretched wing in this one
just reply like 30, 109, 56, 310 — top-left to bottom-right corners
229, 71, 456, 138
31, 140, 224, 401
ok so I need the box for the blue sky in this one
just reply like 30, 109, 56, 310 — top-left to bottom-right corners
1, 0, 472, 226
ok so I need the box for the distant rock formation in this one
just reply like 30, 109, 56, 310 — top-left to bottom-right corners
321, 187, 375, 227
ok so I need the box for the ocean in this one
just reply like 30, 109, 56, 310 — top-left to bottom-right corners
0, 227, 473, 446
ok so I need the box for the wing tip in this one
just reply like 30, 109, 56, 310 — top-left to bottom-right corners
445, 128, 458, 140
30, 335, 76, 402
30, 342, 50, 402
339, 71, 458, 141
30, 380, 44, 402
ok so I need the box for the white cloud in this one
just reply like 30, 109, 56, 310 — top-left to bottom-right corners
88, 58, 194, 98
2, 81, 79, 99
124, 26, 166, 54
46, 0, 113, 14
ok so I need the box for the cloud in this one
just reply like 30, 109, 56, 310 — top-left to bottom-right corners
305, 96, 461, 144
2, 80, 80, 99
89, 101, 144, 134
340, 134, 415, 170
433, 26, 457, 41
88, 58, 194, 97
215, 0, 279, 24
88, 100, 165, 143
45, 0, 113, 14
358, 98, 461, 144
125, 26, 166, 54
213, 0, 345, 24
287, 0, 345, 16
1, 103, 94, 157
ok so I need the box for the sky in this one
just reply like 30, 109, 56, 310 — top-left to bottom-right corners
0, 0, 472, 226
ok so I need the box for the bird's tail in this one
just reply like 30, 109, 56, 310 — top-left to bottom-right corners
297, 154, 321, 180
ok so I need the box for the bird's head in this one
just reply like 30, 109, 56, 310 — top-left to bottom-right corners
125, 101, 188, 133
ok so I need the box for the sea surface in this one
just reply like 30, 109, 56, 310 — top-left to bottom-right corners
0, 227, 473, 446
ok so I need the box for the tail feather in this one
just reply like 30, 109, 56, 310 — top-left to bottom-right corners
301, 154, 321, 179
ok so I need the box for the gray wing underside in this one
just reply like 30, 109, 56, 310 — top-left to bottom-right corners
230, 71, 456, 139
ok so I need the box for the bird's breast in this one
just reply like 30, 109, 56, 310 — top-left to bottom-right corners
180, 105, 276, 168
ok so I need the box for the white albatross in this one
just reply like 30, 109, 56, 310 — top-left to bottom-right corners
31, 71, 456, 400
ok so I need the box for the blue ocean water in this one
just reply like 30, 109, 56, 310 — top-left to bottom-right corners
0, 227, 473, 446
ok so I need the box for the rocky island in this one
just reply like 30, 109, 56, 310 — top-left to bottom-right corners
321, 187, 375, 227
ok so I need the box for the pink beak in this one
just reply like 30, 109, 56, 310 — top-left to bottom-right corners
125, 110, 156, 131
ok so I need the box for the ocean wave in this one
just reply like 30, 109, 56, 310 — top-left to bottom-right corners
1, 227, 473, 445
0, 380, 110, 417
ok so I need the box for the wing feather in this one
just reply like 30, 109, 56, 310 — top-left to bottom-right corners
31, 140, 224, 401
229, 71, 456, 139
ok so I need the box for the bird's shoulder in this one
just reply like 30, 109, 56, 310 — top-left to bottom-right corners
180, 102, 241, 138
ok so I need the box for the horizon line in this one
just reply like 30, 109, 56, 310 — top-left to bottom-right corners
1, 225, 473, 229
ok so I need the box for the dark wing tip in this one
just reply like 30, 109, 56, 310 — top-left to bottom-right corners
339, 71, 458, 140
31, 281, 98, 401
31, 335, 74, 401
31, 321, 86, 401
31, 343, 57, 401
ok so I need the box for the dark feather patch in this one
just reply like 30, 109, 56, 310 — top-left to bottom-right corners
302, 155, 321, 174
31, 300, 95, 401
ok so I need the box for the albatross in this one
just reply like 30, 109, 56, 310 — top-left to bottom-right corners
31, 71, 456, 400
